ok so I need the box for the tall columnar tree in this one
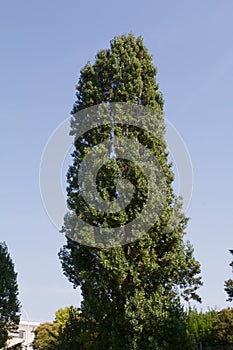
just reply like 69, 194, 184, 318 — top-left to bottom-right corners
0, 242, 20, 349
224, 250, 233, 302
59, 34, 202, 349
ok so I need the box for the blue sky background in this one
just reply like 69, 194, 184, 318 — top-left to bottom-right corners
1, 0, 233, 322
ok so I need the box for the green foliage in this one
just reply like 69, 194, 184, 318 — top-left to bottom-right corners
55, 306, 79, 329
32, 306, 93, 350
0, 242, 20, 349
56, 306, 94, 350
213, 308, 233, 346
59, 33, 202, 349
225, 279, 233, 302
71, 33, 164, 114
55, 306, 93, 349
56, 307, 80, 350
225, 250, 233, 302
32, 322, 60, 350
186, 308, 217, 348
186, 307, 233, 348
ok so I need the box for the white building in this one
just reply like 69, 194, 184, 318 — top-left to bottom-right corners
7, 321, 40, 349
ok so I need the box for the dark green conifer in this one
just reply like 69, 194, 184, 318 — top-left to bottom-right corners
0, 242, 20, 348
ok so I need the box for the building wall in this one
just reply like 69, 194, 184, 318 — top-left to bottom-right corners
7, 321, 40, 350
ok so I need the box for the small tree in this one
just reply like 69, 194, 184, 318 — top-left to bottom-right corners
32, 322, 60, 350
33, 306, 92, 350
225, 250, 233, 302
55, 306, 77, 329
0, 242, 20, 349
56, 307, 88, 350
213, 308, 233, 346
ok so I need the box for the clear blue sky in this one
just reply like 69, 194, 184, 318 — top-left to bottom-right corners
1, 0, 233, 322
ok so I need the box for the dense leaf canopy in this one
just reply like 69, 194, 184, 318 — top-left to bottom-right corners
59, 33, 202, 349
